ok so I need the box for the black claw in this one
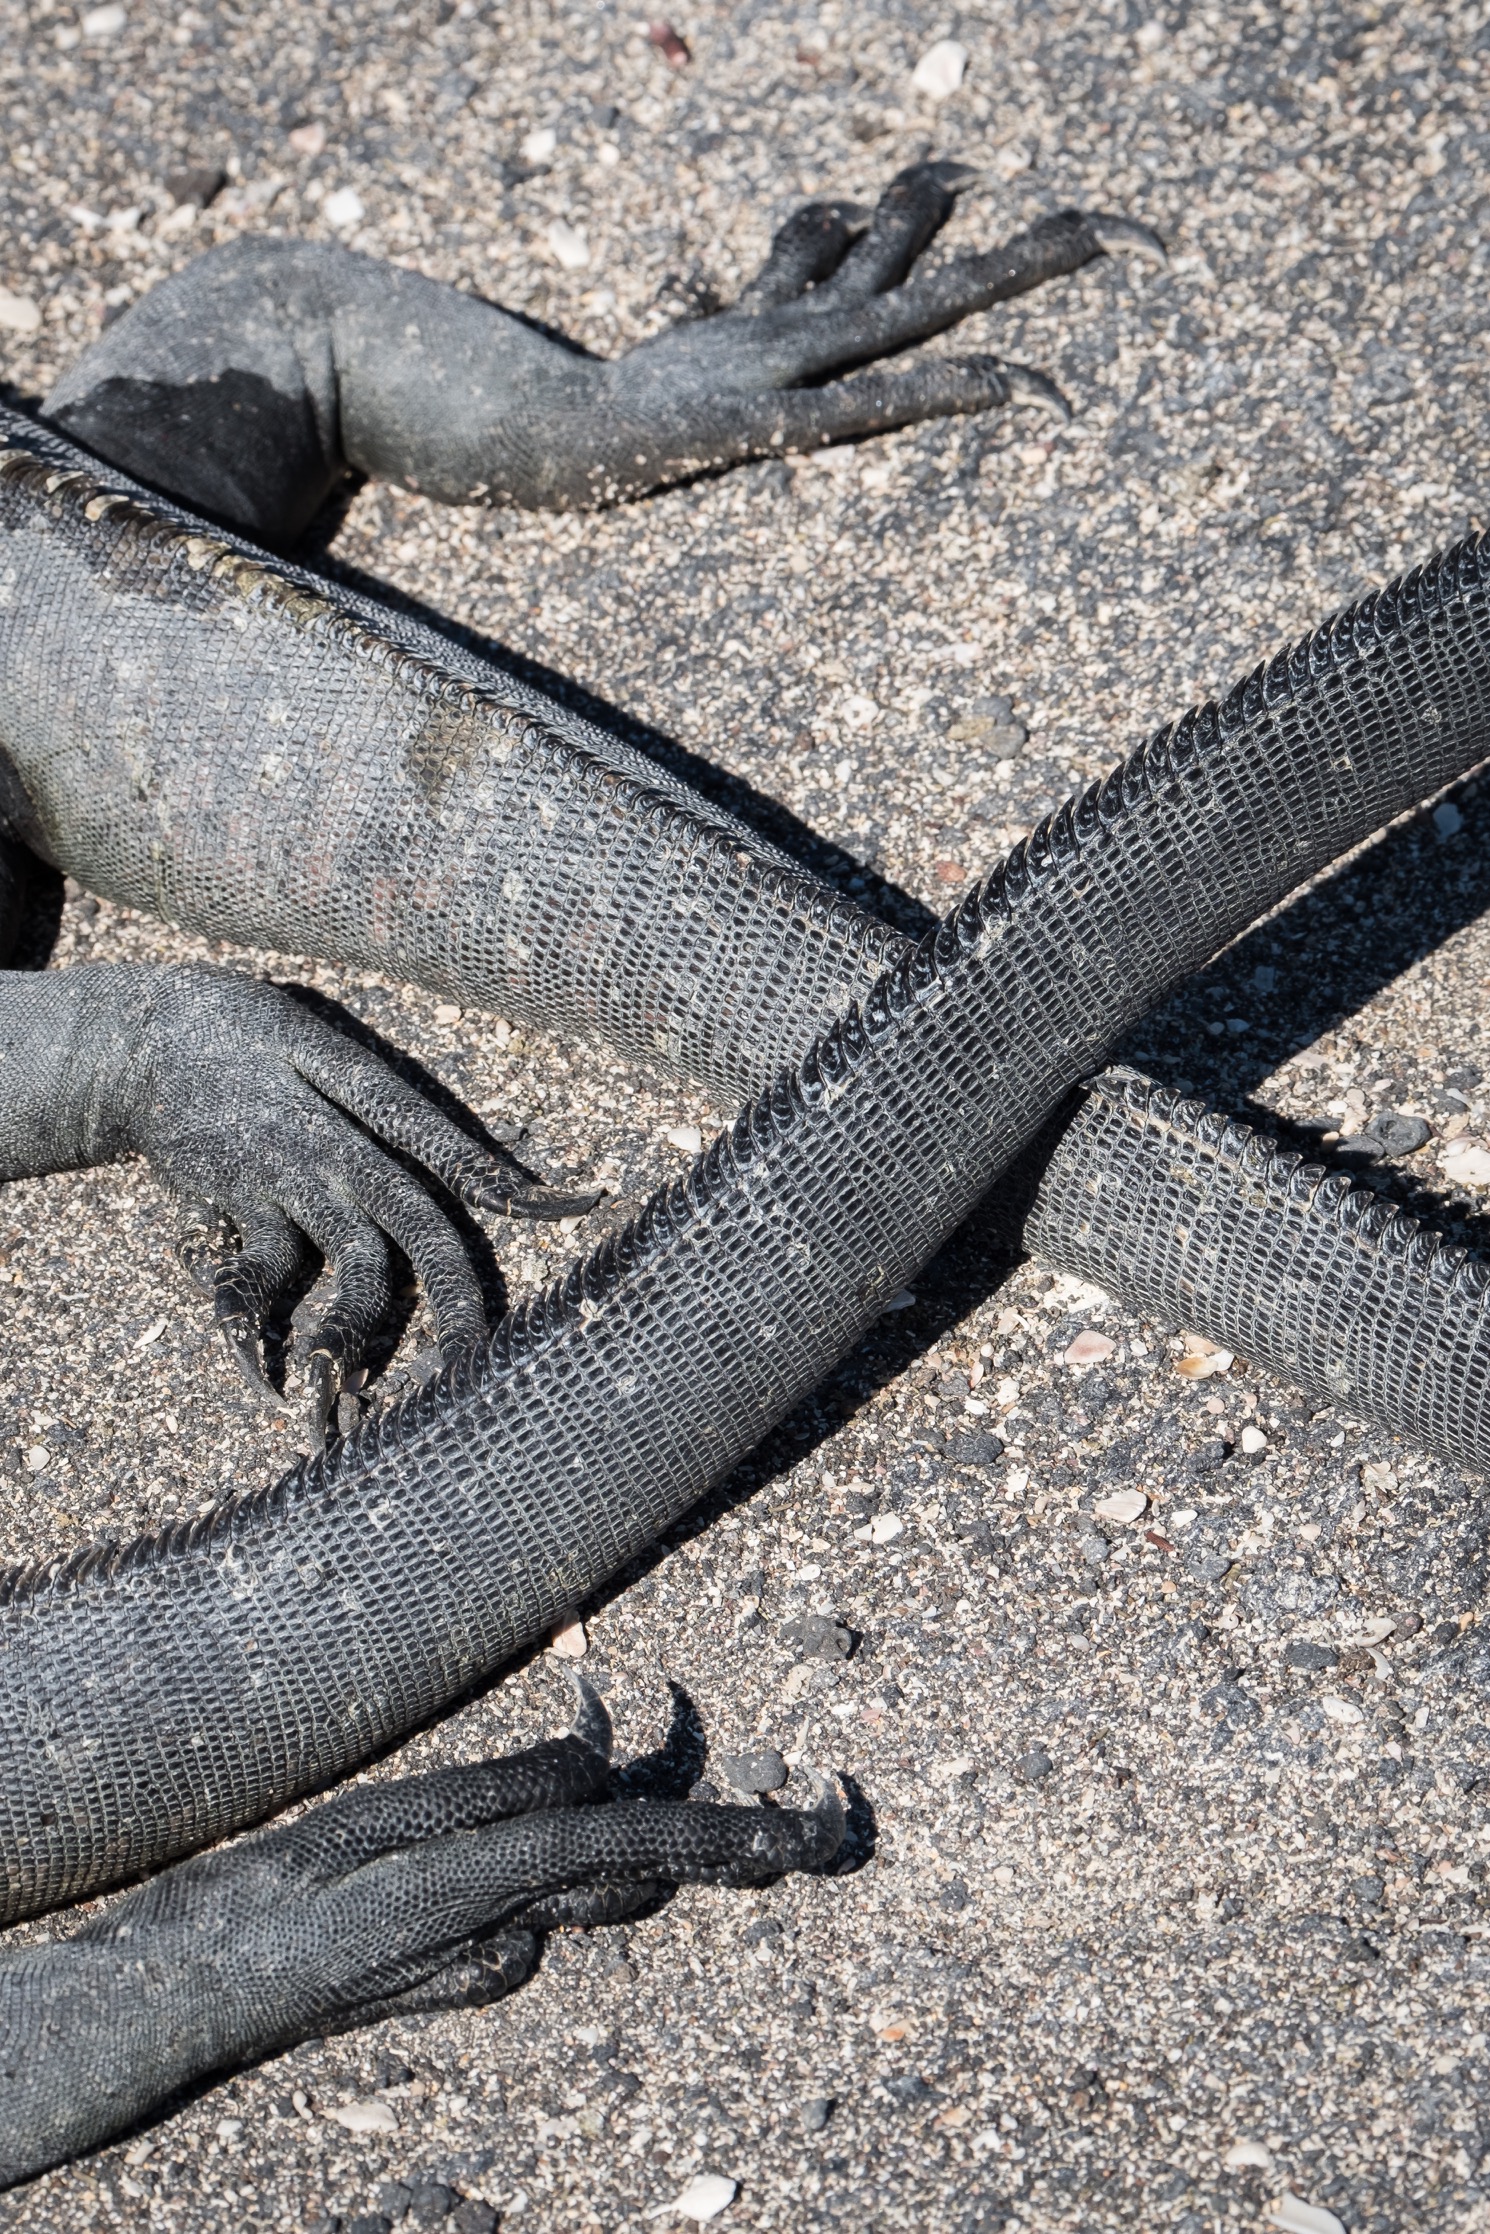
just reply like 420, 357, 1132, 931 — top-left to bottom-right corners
216, 1314, 288, 1411
999, 362, 1072, 421
565, 1670, 613, 1764
470, 1178, 603, 1223
1085, 213, 1167, 265
305, 1350, 337, 1451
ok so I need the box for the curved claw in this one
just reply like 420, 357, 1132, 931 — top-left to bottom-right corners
1085, 213, 1167, 266
564, 1669, 614, 1765
304, 1349, 337, 1452
1000, 362, 1073, 422
215, 1307, 292, 1412
487, 1180, 604, 1224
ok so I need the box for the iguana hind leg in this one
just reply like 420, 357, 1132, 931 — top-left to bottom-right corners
41, 160, 1162, 532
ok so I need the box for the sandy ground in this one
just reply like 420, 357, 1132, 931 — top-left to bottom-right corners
3, 1, 1490, 2228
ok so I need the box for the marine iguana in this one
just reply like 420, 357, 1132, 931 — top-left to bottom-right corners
0, 162, 1485, 2181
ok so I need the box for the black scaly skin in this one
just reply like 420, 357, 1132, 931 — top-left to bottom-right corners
1, 523, 1487, 1948
0, 1674, 844, 2187
41, 163, 1160, 541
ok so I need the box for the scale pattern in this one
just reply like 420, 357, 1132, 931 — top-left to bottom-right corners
0, 475, 1487, 1930
0, 407, 895, 1100
1026, 1067, 1490, 1471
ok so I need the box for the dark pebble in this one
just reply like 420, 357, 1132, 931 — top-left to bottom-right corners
780, 1612, 854, 1662
938, 1878, 970, 1912
743, 1916, 784, 1948
802, 2096, 835, 2133
688, 1778, 722, 1803
949, 1427, 1005, 1469
408, 2186, 456, 2225
1014, 1747, 1054, 1784
376, 2058, 414, 2092
1446, 1064, 1483, 1092
451, 2205, 499, 2234
163, 163, 227, 207
373, 2182, 412, 2221
1353, 1875, 1386, 1906
1364, 1111, 1433, 1155
1393, 1612, 1424, 1639
1433, 1620, 1462, 1645
348, 2217, 394, 2234
885, 2073, 936, 2106
715, 1748, 788, 1794
1285, 1640, 1339, 1672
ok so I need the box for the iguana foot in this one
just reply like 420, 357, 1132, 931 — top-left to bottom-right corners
0, 963, 599, 1445
0, 1675, 844, 2188
43, 160, 1163, 535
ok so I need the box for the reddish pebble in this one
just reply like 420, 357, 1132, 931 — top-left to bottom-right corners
648, 19, 690, 64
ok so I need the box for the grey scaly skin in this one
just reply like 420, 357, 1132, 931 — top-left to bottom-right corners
0, 1673, 844, 2188
2, 163, 1490, 2183
0, 507, 1486, 1926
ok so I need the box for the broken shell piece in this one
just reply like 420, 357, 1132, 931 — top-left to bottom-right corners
549, 1613, 588, 1659
1093, 1489, 1147, 1526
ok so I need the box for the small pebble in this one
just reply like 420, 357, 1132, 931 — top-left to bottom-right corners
433, 1002, 462, 1025
1014, 1746, 1054, 1784
323, 186, 365, 229
910, 36, 967, 98
81, 1, 126, 32
1222, 2138, 1273, 2171
801, 2095, 834, 2133
646, 19, 691, 67
667, 2171, 736, 2222
1240, 1425, 1268, 1455
288, 120, 327, 156
715, 1747, 787, 1794
373, 2183, 413, 2221
520, 126, 557, 164
348, 2217, 394, 2234
1285, 1640, 1338, 1672
1321, 1694, 1363, 1725
451, 2204, 498, 2234
1352, 1875, 1385, 1906
664, 1123, 703, 1154
164, 165, 226, 207
407, 2186, 456, 2225
1434, 800, 1464, 839
1363, 1111, 1432, 1155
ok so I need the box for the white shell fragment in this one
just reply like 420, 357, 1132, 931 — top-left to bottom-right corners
1222, 2139, 1273, 2171
1440, 1136, 1490, 1185
325, 2098, 398, 2134
661, 2173, 737, 2221
911, 38, 968, 100
546, 219, 591, 271
1269, 2194, 1348, 2234
1093, 1489, 1147, 1526
1321, 1695, 1363, 1725
664, 1124, 703, 1154
0, 290, 42, 335
322, 187, 365, 229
